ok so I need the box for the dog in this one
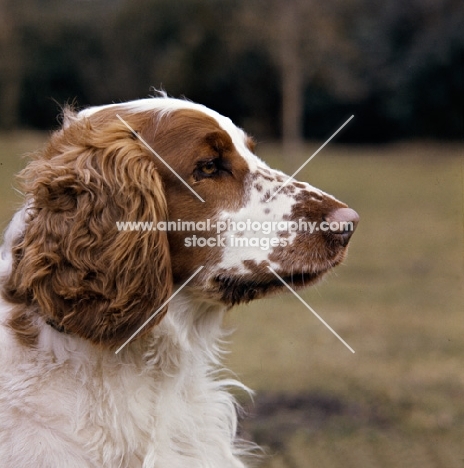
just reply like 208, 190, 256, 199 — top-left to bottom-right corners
0, 95, 358, 467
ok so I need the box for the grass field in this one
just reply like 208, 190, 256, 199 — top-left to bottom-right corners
0, 134, 463, 467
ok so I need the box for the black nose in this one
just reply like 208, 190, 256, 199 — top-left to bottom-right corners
324, 207, 359, 246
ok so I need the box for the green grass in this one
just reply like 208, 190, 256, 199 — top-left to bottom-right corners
0, 131, 47, 228
0, 135, 462, 467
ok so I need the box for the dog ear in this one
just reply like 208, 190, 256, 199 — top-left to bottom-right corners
3, 112, 172, 347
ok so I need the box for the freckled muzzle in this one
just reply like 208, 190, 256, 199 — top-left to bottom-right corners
210, 199, 359, 305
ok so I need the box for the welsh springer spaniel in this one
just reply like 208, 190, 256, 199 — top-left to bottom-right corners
0, 96, 358, 467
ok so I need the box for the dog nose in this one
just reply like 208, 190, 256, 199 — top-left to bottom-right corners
324, 207, 359, 246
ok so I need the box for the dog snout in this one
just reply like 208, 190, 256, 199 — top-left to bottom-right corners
323, 207, 359, 246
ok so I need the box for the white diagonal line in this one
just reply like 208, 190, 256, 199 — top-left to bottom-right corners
267, 266, 355, 353
115, 265, 204, 354
116, 114, 205, 203
267, 115, 354, 202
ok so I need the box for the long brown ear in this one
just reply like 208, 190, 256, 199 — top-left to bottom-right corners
3, 111, 172, 347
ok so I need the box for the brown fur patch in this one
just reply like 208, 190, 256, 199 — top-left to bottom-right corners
138, 108, 250, 284
3, 110, 173, 347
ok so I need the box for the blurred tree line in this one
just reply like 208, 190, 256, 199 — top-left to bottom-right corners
0, 0, 462, 143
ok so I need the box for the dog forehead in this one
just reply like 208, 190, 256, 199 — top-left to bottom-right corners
79, 97, 263, 170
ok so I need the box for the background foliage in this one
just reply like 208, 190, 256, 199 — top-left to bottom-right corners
0, 0, 462, 142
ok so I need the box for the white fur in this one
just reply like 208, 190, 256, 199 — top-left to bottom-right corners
0, 286, 252, 467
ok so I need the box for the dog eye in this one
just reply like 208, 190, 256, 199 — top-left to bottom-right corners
196, 160, 219, 179
201, 161, 218, 175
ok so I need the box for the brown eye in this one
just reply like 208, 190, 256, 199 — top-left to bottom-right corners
199, 160, 218, 176
194, 158, 228, 181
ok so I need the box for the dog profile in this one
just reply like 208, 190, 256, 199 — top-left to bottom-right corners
0, 96, 358, 467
